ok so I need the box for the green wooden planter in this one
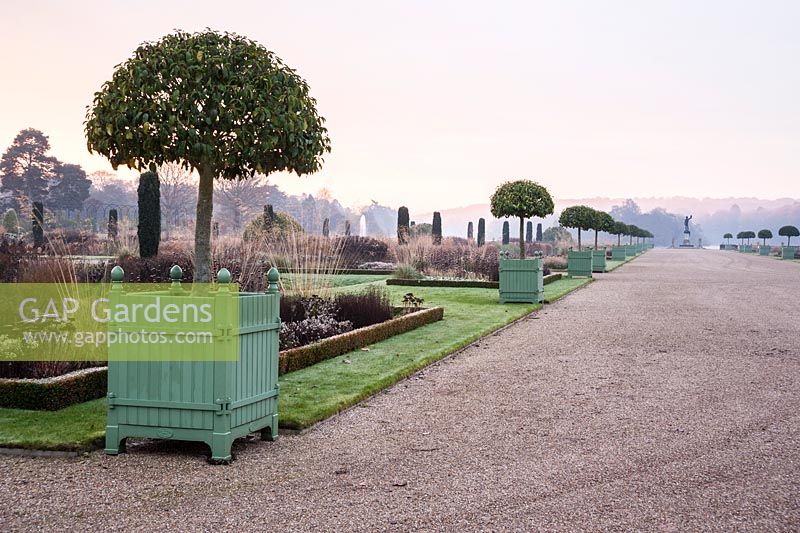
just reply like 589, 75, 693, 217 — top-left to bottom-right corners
105, 266, 281, 463
782, 246, 796, 260
611, 246, 626, 261
591, 250, 607, 272
625, 245, 636, 257
759, 246, 770, 256
739, 244, 753, 253
567, 250, 593, 278
499, 254, 543, 303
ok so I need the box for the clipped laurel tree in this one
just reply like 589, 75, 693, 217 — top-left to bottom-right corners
137, 170, 161, 257
612, 221, 629, 246
525, 220, 533, 243
322, 217, 330, 237
490, 179, 555, 259
432, 211, 442, 245
107, 209, 118, 241
32, 201, 44, 247
558, 205, 595, 250
467, 221, 474, 240
757, 229, 773, 246
397, 206, 410, 244
85, 30, 331, 282
477, 218, 486, 247
501, 221, 510, 244
591, 210, 615, 249
778, 225, 799, 246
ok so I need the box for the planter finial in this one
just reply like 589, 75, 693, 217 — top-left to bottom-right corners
217, 268, 231, 284
169, 265, 183, 281
267, 267, 280, 293
111, 265, 124, 283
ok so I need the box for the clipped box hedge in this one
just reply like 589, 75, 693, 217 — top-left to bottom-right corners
386, 273, 562, 289
279, 306, 444, 375
0, 367, 107, 411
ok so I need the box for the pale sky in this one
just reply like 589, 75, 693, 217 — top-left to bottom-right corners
1, 1, 798, 211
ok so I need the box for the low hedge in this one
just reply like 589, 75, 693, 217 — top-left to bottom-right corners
386, 273, 562, 289
279, 306, 444, 375
0, 367, 107, 411
282, 268, 395, 275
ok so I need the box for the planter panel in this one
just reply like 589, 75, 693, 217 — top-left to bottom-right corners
782, 246, 796, 260
611, 246, 627, 261
567, 250, 593, 278
759, 246, 771, 256
499, 258, 544, 303
591, 250, 607, 272
625, 245, 636, 257
739, 244, 753, 253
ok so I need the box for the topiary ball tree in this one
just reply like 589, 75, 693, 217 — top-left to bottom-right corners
397, 206, 410, 244
501, 220, 510, 244
744, 230, 756, 244
724, 232, 733, 245
779, 225, 799, 246
757, 229, 773, 246
477, 218, 485, 247
627, 224, 641, 245
432, 212, 442, 245
489, 180, 555, 259
591, 210, 614, 249
85, 30, 331, 282
558, 205, 595, 251
137, 170, 161, 257
611, 221, 628, 246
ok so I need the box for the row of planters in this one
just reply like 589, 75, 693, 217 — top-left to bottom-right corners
558, 205, 652, 278
490, 181, 653, 302
722, 226, 799, 259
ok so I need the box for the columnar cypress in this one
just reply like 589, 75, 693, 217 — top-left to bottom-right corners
536, 223, 542, 242
397, 206, 410, 244
525, 220, 533, 243
322, 217, 330, 237
32, 201, 44, 247
432, 212, 442, 245
107, 209, 118, 241
502, 220, 510, 244
344, 220, 351, 236
467, 221, 474, 240
137, 171, 161, 257
477, 218, 486, 246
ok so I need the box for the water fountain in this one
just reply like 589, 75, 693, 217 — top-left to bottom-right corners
359, 214, 367, 237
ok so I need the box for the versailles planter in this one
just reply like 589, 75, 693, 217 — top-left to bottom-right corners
782, 246, 797, 260
739, 244, 753, 253
759, 246, 771, 256
625, 245, 636, 257
499, 254, 544, 303
567, 250, 593, 278
591, 249, 607, 273
105, 266, 281, 463
611, 246, 627, 261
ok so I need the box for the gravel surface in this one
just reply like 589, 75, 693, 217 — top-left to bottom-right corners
1, 249, 798, 531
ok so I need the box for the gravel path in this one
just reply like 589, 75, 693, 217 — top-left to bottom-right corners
2, 249, 799, 531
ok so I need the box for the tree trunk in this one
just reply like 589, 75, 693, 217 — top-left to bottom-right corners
194, 165, 215, 282
519, 217, 525, 259
577, 228, 582, 251
617, 234, 621, 246
594, 229, 599, 249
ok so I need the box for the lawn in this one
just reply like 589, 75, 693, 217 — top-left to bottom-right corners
281, 273, 390, 290
0, 399, 106, 451
0, 278, 592, 449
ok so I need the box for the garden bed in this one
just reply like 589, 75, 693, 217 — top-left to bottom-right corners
387, 273, 562, 289
279, 306, 443, 374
